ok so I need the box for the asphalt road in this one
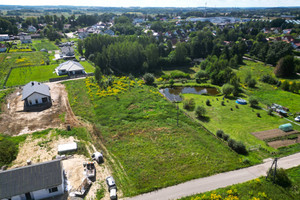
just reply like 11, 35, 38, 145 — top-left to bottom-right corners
129, 152, 300, 200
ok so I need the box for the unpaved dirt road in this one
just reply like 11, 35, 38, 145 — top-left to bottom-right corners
0, 82, 79, 135
129, 152, 300, 200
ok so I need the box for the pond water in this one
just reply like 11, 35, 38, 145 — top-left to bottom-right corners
160, 87, 219, 102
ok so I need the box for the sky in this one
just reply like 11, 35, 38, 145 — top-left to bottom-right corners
0, 0, 299, 8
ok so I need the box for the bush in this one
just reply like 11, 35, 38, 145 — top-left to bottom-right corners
221, 101, 225, 106
281, 81, 290, 91
260, 74, 278, 85
228, 138, 236, 148
222, 83, 234, 97
233, 141, 247, 155
206, 99, 211, 106
0, 140, 18, 167
216, 130, 224, 138
169, 79, 174, 87
143, 73, 155, 85
183, 98, 196, 111
246, 78, 257, 88
170, 71, 190, 79
195, 105, 206, 118
268, 168, 292, 188
195, 70, 208, 83
223, 134, 230, 141
249, 96, 259, 107
161, 74, 170, 80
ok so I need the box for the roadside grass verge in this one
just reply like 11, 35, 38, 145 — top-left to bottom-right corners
181, 172, 300, 200
65, 77, 246, 197
5, 64, 66, 87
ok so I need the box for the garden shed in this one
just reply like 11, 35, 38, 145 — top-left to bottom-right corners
279, 123, 293, 132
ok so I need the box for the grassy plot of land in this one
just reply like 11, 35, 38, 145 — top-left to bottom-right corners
0, 88, 13, 113
80, 61, 95, 73
6, 64, 65, 87
0, 52, 48, 86
64, 78, 246, 197
179, 94, 300, 161
181, 166, 300, 200
32, 40, 59, 51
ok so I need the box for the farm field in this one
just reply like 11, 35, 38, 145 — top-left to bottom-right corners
5, 64, 63, 87
32, 39, 59, 51
181, 166, 300, 200
0, 52, 48, 86
64, 77, 246, 197
179, 93, 300, 162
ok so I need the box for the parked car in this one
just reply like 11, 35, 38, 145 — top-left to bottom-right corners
106, 176, 117, 191
110, 188, 117, 200
295, 116, 300, 122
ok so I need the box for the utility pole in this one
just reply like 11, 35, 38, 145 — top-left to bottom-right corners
266, 158, 278, 182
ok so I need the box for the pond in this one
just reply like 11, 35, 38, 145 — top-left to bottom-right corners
159, 87, 219, 102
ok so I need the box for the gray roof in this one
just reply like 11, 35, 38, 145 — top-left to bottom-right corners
56, 61, 85, 72
0, 160, 63, 198
22, 81, 51, 100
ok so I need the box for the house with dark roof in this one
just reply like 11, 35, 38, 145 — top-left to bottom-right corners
60, 46, 75, 59
22, 81, 51, 110
0, 160, 65, 200
20, 35, 32, 44
55, 61, 86, 76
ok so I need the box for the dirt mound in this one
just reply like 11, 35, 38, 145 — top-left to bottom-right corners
0, 82, 79, 135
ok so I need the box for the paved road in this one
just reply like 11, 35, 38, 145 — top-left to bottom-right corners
129, 152, 300, 200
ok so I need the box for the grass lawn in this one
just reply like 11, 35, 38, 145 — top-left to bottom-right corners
80, 61, 95, 73
162, 65, 200, 78
179, 93, 300, 162
5, 64, 64, 87
0, 52, 48, 86
64, 77, 246, 197
32, 39, 59, 51
181, 166, 300, 200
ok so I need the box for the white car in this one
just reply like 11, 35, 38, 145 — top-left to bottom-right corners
106, 176, 117, 191
110, 188, 117, 200
295, 116, 300, 122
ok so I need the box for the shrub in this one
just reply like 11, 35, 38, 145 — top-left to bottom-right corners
206, 99, 211, 106
260, 74, 278, 85
183, 98, 196, 111
268, 168, 292, 188
256, 113, 261, 117
143, 73, 155, 85
249, 96, 259, 108
281, 81, 290, 91
161, 74, 170, 80
216, 130, 224, 138
222, 83, 234, 97
221, 101, 225, 106
195, 105, 206, 118
233, 141, 247, 155
247, 78, 257, 88
228, 138, 236, 148
0, 140, 18, 167
169, 79, 174, 87
223, 134, 230, 141
195, 70, 208, 83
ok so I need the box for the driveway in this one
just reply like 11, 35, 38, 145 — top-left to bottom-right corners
129, 152, 300, 200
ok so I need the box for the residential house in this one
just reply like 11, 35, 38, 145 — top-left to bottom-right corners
27, 25, 37, 33
0, 43, 7, 52
64, 24, 71, 30
60, 46, 75, 59
55, 60, 86, 76
20, 35, 32, 44
283, 29, 292, 34
0, 160, 64, 200
22, 81, 51, 109
104, 29, 115, 36
78, 32, 88, 39
0, 34, 9, 41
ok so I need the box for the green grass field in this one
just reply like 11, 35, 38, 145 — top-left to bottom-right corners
0, 52, 48, 86
64, 78, 246, 197
32, 40, 59, 51
181, 166, 300, 200
5, 65, 63, 86
80, 61, 95, 73
179, 93, 300, 162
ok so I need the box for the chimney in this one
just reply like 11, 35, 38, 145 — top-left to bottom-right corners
31, 82, 34, 86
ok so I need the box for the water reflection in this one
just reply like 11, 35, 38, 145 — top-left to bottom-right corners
160, 87, 219, 102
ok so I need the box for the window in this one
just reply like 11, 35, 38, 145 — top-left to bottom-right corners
48, 187, 58, 193
42, 97, 48, 103
29, 100, 32, 105
35, 99, 38, 104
